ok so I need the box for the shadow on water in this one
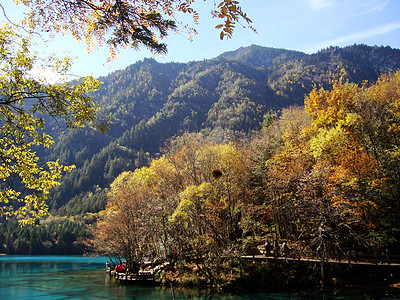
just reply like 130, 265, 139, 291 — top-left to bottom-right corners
1, 256, 400, 299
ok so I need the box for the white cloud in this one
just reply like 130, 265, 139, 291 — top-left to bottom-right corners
29, 66, 68, 84
305, 0, 389, 18
344, 0, 389, 18
305, 21, 400, 52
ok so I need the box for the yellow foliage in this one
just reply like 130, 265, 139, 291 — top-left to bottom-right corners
305, 81, 360, 129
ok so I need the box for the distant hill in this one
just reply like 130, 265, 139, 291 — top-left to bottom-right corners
217, 44, 306, 68
40, 44, 400, 212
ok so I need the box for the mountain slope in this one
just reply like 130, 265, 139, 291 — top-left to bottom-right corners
43, 44, 400, 211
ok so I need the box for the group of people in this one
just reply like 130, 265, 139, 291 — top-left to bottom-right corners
105, 261, 128, 273
115, 261, 127, 273
264, 240, 290, 258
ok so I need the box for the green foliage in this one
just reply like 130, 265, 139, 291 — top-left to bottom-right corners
0, 213, 98, 254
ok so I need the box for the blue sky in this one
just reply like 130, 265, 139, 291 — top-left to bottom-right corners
3, 0, 400, 78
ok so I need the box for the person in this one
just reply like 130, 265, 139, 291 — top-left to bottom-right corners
105, 261, 110, 270
380, 244, 388, 264
282, 242, 286, 253
115, 262, 126, 273
316, 245, 322, 258
282, 242, 289, 261
264, 240, 271, 256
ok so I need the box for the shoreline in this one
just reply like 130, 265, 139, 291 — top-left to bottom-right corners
106, 258, 400, 294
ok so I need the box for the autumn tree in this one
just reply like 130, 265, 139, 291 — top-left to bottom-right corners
261, 107, 315, 247
93, 156, 182, 270
166, 141, 249, 284
93, 137, 253, 284
306, 72, 400, 247
94, 171, 157, 272
266, 74, 400, 261
302, 83, 377, 258
260, 102, 378, 263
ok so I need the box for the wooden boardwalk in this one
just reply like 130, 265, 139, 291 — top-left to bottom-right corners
108, 261, 171, 284
241, 254, 400, 267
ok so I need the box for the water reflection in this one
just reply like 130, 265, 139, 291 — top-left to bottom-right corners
0, 256, 399, 299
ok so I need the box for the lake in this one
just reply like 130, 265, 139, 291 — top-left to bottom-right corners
0, 255, 399, 299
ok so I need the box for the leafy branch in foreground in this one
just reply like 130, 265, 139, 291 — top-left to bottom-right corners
15, 0, 252, 57
0, 25, 104, 225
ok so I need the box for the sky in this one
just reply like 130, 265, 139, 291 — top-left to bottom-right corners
2, 0, 400, 78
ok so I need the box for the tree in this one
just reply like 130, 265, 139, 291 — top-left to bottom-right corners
13, 0, 253, 58
93, 139, 252, 284
306, 73, 400, 246
93, 156, 181, 271
262, 107, 314, 244
0, 26, 103, 224
260, 104, 377, 265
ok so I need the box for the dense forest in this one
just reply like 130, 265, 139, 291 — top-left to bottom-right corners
1, 44, 400, 256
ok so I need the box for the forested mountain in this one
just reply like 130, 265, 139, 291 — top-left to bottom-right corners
2, 44, 400, 255
45, 44, 400, 212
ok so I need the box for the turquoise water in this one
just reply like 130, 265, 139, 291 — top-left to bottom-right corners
0, 256, 399, 299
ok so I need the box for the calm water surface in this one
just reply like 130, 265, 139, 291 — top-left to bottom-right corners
0, 255, 399, 299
